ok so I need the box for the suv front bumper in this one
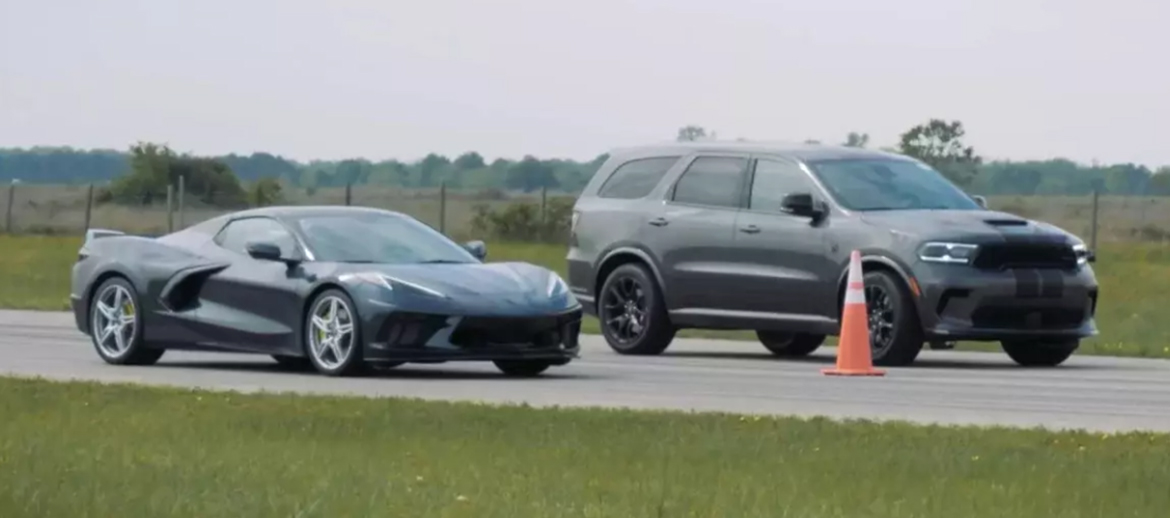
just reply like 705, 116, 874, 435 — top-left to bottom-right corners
911, 263, 1098, 342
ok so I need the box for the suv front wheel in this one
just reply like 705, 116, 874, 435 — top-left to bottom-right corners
863, 270, 924, 366
1001, 339, 1078, 367
756, 331, 825, 357
597, 263, 675, 355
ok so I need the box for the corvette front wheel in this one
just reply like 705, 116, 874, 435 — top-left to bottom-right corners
304, 289, 366, 377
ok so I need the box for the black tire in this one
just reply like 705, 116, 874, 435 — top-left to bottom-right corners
88, 276, 164, 366
272, 355, 313, 370
596, 263, 675, 355
1001, 339, 1079, 367
863, 270, 924, 367
303, 288, 367, 377
493, 359, 553, 377
756, 331, 825, 357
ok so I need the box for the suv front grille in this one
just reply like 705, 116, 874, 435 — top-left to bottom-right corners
972, 243, 1078, 270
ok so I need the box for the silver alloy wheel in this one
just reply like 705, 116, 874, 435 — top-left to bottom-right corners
91, 284, 137, 358
308, 295, 356, 370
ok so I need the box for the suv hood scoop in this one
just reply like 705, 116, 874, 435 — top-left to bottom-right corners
982, 218, 1029, 227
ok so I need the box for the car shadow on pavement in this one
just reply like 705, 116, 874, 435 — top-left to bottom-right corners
150, 360, 607, 381
660, 351, 1111, 371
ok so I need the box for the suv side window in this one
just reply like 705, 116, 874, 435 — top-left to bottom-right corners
215, 217, 298, 257
670, 156, 748, 208
748, 158, 819, 212
597, 156, 681, 199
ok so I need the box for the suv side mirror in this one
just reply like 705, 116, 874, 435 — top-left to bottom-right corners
780, 192, 823, 218
246, 241, 287, 262
463, 240, 487, 261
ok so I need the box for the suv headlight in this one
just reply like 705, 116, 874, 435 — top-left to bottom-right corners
918, 242, 979, 264
1072, 243, 1094, 265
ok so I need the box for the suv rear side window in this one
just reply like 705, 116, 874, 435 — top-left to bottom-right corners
671, 156, 747, 208
597, 156, 680, 199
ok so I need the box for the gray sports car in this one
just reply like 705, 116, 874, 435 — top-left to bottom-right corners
70, 205, 582, 377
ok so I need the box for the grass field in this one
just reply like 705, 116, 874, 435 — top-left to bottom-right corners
3, 234, 1168, 359
2, 375, 1168, 518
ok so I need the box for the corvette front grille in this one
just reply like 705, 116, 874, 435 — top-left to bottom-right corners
450, 310, 582, 349
375, 312, 449, 348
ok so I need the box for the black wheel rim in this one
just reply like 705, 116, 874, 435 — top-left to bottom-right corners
865, 284, 895, 355
601, 276, 648, 345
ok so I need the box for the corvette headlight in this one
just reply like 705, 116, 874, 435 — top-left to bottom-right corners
546, 273, 569, 298
344, 272, 394, 290
918, 242, 979, 264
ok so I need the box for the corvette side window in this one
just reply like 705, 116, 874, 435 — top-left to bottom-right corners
749, 159, 818, 213
216, 218, 297, 257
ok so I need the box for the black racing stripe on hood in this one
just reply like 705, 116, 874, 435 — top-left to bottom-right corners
1013, 269, 1041, 299
1038, 269, 1064, 298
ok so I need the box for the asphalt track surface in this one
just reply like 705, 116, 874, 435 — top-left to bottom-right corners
3, 309, 1169, 433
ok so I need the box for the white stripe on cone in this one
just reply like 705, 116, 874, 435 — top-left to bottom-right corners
843, 250, 866, 305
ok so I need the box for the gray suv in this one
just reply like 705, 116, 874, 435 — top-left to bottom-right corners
566, 142, 1098, 367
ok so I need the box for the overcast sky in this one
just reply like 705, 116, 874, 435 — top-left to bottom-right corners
1, 0, 1166, 167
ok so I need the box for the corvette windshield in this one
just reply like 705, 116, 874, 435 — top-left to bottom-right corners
294, 213, 478, 264
806, 158, 982, 211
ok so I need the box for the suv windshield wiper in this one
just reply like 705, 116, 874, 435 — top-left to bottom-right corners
417, 259, 468, 264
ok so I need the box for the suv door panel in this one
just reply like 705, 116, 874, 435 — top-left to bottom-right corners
638, 153, 749, 312
729, 156, 835, 321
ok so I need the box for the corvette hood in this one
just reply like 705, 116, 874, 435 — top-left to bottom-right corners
858, 209, 1082, 245
334, 261, 555, 298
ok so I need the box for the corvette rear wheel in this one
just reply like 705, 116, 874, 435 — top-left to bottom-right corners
493, 359, 552, 377
597, 263, 675, 355
89, 276, 164, 366
305, 289, 366, 377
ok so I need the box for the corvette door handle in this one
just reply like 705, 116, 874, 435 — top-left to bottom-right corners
648, 217, 669, 227
739, 225, 761, 234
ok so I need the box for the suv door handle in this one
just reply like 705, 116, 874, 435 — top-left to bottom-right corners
739, 224, 761, 234
648, 217, 669, 227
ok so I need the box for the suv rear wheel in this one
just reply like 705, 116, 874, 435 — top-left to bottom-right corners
1001, 339, 1078, 367
597, 263, 675, 355
756, 331, 824, 357
863, 270, 924, 366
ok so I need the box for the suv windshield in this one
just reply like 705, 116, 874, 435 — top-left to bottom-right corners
294, 212, 478, 264
806, 158, 982, 211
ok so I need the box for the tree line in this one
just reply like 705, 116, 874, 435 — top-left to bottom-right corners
2, 118, 1168, 209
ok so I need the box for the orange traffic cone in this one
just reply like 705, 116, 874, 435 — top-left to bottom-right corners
822, 250, 885, 376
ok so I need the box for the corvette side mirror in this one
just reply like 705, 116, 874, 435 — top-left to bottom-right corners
463, 240, 487, 261
972, 195, 988, 209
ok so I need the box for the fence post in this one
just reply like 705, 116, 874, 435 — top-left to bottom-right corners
4, 182, 15, 234
439, 181, 447, 234
178, 175, 186, 229
1090, 188, 1099, 252
166, 184, 174, 233
83, 183, 94, 232
540, 186, 548, 241
345, 182, 352, 205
